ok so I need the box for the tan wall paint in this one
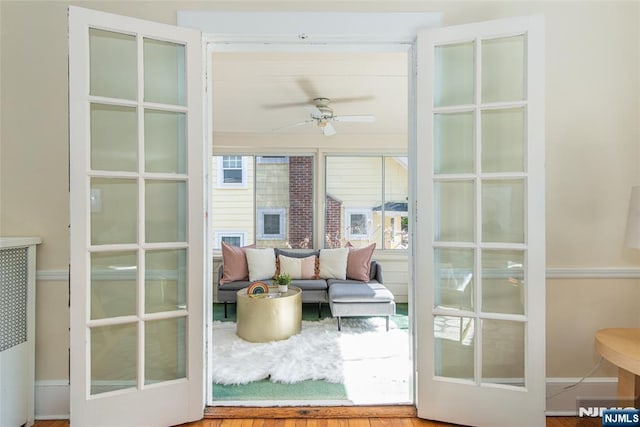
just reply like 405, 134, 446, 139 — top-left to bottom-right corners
1, 1, 639, 387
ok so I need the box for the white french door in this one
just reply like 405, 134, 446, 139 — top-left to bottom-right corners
413, 16, 546, 426
69, 7, 205, 426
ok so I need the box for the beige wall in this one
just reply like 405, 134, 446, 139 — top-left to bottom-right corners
1, 0, 639, 393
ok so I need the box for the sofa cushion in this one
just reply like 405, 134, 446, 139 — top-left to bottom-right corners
318, 247, 349, 280
329, 282, 394, 303
216, 279, 255, 292
245, 248, 276, 281
290, 279, 328, 291
369, 261, 378, 281
345, 242, 376, 281
219, 242, 255, 285
279, 254, 318, 280
275, 248, 320, 258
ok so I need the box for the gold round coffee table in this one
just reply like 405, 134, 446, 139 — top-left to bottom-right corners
236, 286, 302, 342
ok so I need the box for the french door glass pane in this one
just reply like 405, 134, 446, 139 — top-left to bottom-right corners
434, 315, 474, 380
434, 248, 474, 311
482, 319, 525, 386
481, 108, 525, 173
145, 317, 187, 384
482, 35, 525, 103
144, 38, 186, 106
89, 29, 136, 100
481, 179, 525, 243
434, 42, 474, 107
91, 104, 137, 171
90, 178, 138, 245
91, 251, 137, 320
145, 181, 187, 243
145, 249, 187, 313
144, 110, 186, 174
435, 180, 474, 242
481, 249, 525, 315
91, 322, 137, 395
434, 112, 474, 174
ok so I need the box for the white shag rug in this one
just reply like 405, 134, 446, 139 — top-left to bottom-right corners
212, 317, 410, 387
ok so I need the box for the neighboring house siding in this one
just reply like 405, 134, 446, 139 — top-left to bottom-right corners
385, 157, 409, 202
211, 157, 254, 247
326, 156, 408, 249
255, 162, 289, 247
326, 157, 382, 246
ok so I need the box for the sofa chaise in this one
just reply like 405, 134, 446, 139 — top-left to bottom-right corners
216, 245, 396, 330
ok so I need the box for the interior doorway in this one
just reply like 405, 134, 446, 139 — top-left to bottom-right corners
175, 8, 443, 410
207, 47, 413, 406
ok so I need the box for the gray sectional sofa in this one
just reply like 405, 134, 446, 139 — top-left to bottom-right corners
216, 248, 396, 330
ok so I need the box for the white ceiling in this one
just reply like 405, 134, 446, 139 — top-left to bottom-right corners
211, 51, 408, 136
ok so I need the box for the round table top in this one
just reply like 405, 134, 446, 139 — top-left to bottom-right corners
595, 328, 640, 375
237, 285, 301, 300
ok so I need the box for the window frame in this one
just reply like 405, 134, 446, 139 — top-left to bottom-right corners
213, 231, 248, 249
345, 208, 373, 241
216, 155, 248, 188
256, 156, 289, 164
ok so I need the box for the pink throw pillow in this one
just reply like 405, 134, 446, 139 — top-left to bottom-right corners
219, 242, 256, 285
279, 255, 318, 280
345, 242, 376, 281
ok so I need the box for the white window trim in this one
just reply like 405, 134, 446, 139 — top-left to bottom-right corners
216, 155, 248, 188
345, 208, 373, 240
257, 208, 286, 240
256, 156, 289, 164
213, 231, 248, 249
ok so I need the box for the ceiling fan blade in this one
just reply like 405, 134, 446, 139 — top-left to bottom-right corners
332, 115, 376, 123
263, 100, 315, 109
297, 78, 318, 100
329, 95, 375, 104
272, 119, 313, 131
323, 122, 337, 136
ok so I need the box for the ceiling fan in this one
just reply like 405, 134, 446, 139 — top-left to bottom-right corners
274, 97, 375, 136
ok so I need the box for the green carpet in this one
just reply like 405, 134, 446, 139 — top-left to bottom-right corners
211, 302, 408, 402
213, 302, 408, 327
213, 379, 348, 401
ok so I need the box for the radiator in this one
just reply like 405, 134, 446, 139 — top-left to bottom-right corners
0, 238, 41, 427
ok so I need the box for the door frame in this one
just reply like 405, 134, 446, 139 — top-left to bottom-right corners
178, 11, 443, 408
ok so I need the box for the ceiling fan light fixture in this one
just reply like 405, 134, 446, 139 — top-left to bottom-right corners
275, 96, 374, 136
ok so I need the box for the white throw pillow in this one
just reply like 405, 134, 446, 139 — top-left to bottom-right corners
318, 247, 349, 280
245, 248, 276, 281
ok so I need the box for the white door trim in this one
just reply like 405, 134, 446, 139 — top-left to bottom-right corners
182, 11, 443, 408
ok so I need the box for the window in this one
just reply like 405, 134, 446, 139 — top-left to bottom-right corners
211, 155, 314, 248
325, 156, 408, 250
257, 208, 286, 240
213, 231, 247, 249
345, 208, 372, 240
216, 155, 247, 187
212, 155, 407, 249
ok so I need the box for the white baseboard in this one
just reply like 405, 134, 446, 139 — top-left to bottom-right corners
545, 377, 617, 415
35, 380, 69, 420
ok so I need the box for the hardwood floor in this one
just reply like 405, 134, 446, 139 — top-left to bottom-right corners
33, 416, 589, 427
